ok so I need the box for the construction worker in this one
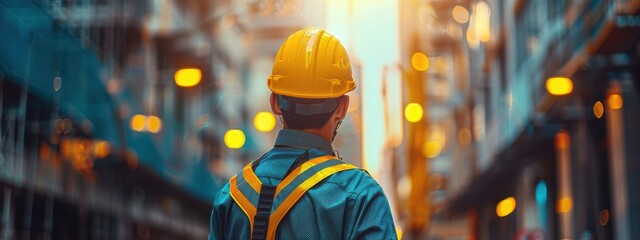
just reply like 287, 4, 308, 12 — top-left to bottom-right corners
209, 27, 397, 240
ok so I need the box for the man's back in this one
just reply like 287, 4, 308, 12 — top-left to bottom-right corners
209, 130, 396, 239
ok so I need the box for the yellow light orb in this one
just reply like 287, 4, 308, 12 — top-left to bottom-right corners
496, 197, 516, 217
174, 68, 202, 87
593, 101, 604, 119
254, 111, 276, 132
608, 94, 623, 110
224, 129, 246, 149
452, 6, 470, 24
147, 115, 162, 133
130, 114, 146, 132
404, 103, 423, 123
546, 77, 573, 96
411, 52, 430, 72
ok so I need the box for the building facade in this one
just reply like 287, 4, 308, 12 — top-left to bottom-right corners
403, 0, 640, 239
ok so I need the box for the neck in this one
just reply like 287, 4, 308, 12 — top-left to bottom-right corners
290, 127, 333, 143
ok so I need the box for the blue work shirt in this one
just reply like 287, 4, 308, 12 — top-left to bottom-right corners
209, 129, 397, 239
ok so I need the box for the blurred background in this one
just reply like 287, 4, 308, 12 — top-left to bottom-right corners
0, 0, 640, 239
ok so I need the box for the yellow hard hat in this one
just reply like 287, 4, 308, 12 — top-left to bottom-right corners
268, 27, 355, 99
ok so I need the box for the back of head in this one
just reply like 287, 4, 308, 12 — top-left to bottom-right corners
268, 27, 355, 130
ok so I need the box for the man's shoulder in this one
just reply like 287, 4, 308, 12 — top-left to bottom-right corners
324, 162, 382, 195
212, 181, 232, 206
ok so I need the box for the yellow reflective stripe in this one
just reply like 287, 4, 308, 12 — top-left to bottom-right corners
275, 155, 335, 196
267, 163, 358, 240
229, 175, 258, 234
243, 164, 262, 193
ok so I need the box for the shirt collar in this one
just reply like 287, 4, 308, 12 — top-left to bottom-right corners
274, 129, 334, 155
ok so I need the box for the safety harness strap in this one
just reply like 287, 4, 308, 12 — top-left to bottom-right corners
251, 150, 310, 240
252, 184, 276, 240
266, 162, 357, 240
229, 155, 358, 240
229, 164, 262, 235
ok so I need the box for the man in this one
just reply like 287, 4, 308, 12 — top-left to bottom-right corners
209, 27, 397, 240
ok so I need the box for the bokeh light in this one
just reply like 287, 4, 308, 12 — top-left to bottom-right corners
474, 1, 491, 42
555, 130, 571, 150
452, 6, 469, 24
147, 115, 162, 133
175, 68, 202, 87
131, 114, 146, 132
608, 94, 623, 109
404, 103, 424, 123
411, 52, 430, 72
92, 140, 111, 158
593, 101, 604, 118
556, 197, 573, 213
546, 77, 573, 96
496, 197, 516, 217
423, 125, 446, 158
224, 129, 246, 149
535, 181, 547, 204
254, 111, 276, 132
599, 209, 610, 226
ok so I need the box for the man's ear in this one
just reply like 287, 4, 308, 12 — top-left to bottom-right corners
270, 93, 282, 115
335, 95, 350, 121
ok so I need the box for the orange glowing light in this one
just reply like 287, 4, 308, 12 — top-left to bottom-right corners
608, 94, 623, 109
131, 115, 146, 132
92, 140, 111, 158
593, 101, 604, 118
556, 197, 573, 213
411, 52, 430, 72
555, 130, 571, 150
496, 197, 516, 217
147, 115, 162, 133
599, 209, 610, 226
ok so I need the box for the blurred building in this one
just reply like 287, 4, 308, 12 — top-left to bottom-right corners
0, 0, 224, 238
395, 0, 640, 239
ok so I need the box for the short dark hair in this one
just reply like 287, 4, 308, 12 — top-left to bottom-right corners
279, 95, 343, 130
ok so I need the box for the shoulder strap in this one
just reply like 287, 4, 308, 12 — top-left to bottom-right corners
252, 150, 311, 240
267, 156, 358, 240
229, 155, 358, 240
229, 163, 263, 235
